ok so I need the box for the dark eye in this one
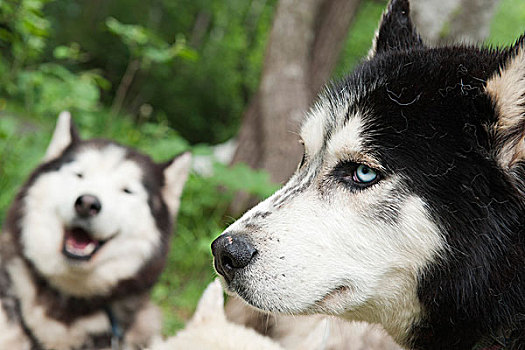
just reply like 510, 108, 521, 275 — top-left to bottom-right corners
353, 165, 378, 183
122, 188, 133, 194
75, 173, 83, 179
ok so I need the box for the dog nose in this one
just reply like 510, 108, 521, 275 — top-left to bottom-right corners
211, 234, 257, 283
74, 195, 102, 217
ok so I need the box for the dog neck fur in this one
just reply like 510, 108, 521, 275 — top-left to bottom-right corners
7, 258, 111, 349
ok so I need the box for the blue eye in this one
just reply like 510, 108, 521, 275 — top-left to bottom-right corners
353, 165, 377, 183
332, 161, 381, 189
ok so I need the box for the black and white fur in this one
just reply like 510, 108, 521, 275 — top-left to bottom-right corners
212, 1, 525, 349
0, 112, 191, 349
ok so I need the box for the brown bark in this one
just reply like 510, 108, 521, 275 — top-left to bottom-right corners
445, 0, 500, 44
230, 0, 361, 215
257, 0, 322, 185
310, 0, 361, 97
231, 96, 263, 169
230, 96, 264, 213
190, 11, 211, 48
111, 58, 141, 116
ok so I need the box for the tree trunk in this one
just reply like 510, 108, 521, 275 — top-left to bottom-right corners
310, 0, 361, 97
230, 0, 361, 215
257, 0, 322, 186
411, 0, 500, 45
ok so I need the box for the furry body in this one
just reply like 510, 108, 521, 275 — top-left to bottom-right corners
0, 113, 191, 349
212, 1, 525, 349
225, 296, 401, 350
152, 279, 284, 350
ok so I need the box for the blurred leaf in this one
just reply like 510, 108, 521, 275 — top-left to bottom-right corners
17, 63, 102, 115
106, 17, 150, 47
53, 42, 89, 62
106, 17, 197, 66
211, 162, 279, 198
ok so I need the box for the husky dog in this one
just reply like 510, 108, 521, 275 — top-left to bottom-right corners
151, 279, 284, 350
212, 0, 525, 349
0, 112, 191, 349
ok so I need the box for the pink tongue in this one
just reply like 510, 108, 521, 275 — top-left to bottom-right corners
66, 228, 95, 249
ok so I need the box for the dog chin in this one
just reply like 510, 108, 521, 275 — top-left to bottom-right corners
226, 280, 308, 315
221, 277, 271, 311
227, 272, 358, 316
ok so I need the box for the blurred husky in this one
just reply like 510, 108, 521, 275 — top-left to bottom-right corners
152, 279, 284, 350
0, 112, 191, 349
212, 0, 525, 349
225, 296, 400, 350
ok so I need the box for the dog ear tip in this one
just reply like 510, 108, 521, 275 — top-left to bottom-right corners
388, 0, 411, 14
58, 110, 71, 118
372, 0, 421, 56
173, 151, 192, 168
179, 151, 192, 161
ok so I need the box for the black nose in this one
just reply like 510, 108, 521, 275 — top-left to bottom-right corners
211, 234, 257, 283
74, 195, 102, 217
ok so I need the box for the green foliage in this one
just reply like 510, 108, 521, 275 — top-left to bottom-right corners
17, 63, 105, 115
0, 0, 53, 93
43, 0, 277, 144
488, 0, 525, 46
334, 0, 386, 78
0, 0, 51, 62
212, 163, 279, 198
53, 42, 89, 62
155, 0, 277, 144
0, 116, 47, 219
0, 0, 109, 118
106, 17, 197, 66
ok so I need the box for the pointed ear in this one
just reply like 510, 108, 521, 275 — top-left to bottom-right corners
161, 151, 192, 216
189, 279, 226, 326
485, 38, 525, 179
369, 0, 424, 57
43, 111, 79, 162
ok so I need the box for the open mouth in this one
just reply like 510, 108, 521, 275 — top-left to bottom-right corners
62, 227, 108, 261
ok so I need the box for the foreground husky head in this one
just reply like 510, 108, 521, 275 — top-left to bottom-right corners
212, 0, 525, 348
4, 112, 191, 298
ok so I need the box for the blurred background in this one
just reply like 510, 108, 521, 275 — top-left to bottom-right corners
0, 0, 524, 335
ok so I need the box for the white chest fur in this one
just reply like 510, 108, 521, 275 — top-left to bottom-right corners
7, 258, 111, 350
